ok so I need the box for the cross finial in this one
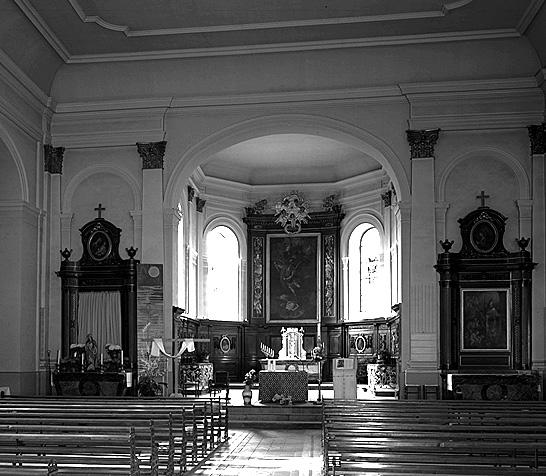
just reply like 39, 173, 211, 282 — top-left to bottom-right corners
94, 203, 105, 218
476, 191, 490, 208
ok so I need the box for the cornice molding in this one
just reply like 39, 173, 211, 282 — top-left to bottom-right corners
66, 29, 519, 64
68, 0, 472, 37
13, 0, 70, 62
516, 0, 545, 34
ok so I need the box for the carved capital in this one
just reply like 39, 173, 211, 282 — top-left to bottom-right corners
136, 141, 166, 169
528, 123, 545, 155
381, 190, 392, 207
44, 144, 65, 174
196, 197, 206, 212
187, 186, 195, 202
406, 129, 440, 159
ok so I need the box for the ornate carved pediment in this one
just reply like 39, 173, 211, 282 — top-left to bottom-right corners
458, 206, 508, 257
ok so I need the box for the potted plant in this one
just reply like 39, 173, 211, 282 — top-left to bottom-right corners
242, 369, 256, 405
137, 349, 167, 397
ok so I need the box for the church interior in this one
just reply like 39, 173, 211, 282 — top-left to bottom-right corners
1, 1, 546, 474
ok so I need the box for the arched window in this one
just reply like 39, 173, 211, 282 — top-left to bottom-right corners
205, 225, 240, 321
348, 223, 387, 319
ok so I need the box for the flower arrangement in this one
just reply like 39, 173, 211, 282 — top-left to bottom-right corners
311, 342, 324, 361
105, 343, 121, 351
272, 393, 293, 405
244, 369, 256, 386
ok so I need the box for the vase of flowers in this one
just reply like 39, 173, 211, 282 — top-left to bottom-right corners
242, 369, 256, 405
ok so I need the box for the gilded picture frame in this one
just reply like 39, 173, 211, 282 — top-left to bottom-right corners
266, 233, 320, 323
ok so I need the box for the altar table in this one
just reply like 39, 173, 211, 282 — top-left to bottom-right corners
258, 370, 308, 402
53, 372, 126, 396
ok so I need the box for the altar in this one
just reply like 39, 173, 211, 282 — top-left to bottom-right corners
258, 370, 308, 402
53, 372, 126, 396
259, 327, 322, 382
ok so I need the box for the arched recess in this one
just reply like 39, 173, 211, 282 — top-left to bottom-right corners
63, 164, 141, 213
0, 125, 29, 202
437, 147, 530, 202
165, 114, 409, 208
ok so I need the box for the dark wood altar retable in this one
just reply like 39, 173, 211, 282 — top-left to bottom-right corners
436, 196, 537, 399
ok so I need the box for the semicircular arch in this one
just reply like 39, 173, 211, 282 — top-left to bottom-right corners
437, 147, 530, 202
63, 165, 141, 212
165, 114, 409, 207
0, 124, 29, 202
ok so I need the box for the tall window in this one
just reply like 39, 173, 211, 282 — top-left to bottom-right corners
206, 225, 240, 321
348, 223, 387, 319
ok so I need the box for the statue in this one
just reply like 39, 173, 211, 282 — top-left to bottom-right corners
84, 334, 98, 371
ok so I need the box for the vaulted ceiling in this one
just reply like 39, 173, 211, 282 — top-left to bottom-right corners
16, 0, 545, 62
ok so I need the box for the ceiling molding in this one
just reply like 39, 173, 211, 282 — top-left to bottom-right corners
399, 77, 539, 94
14, 0, 70, 62
66, 29, 520, 64
68, 0, 473, 37
516, 0, 545, 34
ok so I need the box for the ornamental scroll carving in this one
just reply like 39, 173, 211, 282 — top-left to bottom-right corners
252, 236, 264, 318
324, 234, 335, 318
136, 141, 167, 169
406, 129, 440, 159
44, 144, 65, 174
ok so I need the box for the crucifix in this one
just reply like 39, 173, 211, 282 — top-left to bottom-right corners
476, 191, 490, 208
94, 203, 105, 218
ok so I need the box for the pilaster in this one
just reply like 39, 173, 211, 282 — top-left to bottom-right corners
405, 129, 440, 386
528, 124, 546, 371
44, 144, 64, 362
137, 141, 166, 264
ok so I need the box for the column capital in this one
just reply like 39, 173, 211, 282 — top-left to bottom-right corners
136, 141, 167, 169
528, 123, 545, 155
381, 190, 392, 207
196, 197, 206, 213
187, 186, 196, 202
44, 144, 65, 174
406, 129, 440, 159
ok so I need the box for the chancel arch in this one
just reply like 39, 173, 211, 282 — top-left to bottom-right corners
0, 126, 28, 202
164, 114, 410, 210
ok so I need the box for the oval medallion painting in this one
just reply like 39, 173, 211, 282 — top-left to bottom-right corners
88, 231, 112, 261
470, 220, 498, 253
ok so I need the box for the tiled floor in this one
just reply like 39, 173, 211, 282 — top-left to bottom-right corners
191, 428, 323, 476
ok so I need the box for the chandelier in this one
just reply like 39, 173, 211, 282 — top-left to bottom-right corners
274, 191, 310, 234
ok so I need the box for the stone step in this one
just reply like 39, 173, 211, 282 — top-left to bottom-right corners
229, 403, 322, 428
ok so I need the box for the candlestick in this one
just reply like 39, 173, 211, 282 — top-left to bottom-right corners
125, 371, 133, 388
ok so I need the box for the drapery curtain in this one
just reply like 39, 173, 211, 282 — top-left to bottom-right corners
77, 291, 122, 354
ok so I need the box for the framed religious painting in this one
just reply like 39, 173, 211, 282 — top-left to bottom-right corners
266, 233, 320, 323
460, 288, 510, 352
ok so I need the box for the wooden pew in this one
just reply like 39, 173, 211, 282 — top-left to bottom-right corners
0, 395, 229, 474
322, 399, 546, 476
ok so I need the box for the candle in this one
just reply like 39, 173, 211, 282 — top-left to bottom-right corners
100, 353, 103, 367
56, 350, 60, 365
81, 353, 84, 370
120, 350, 124, 369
